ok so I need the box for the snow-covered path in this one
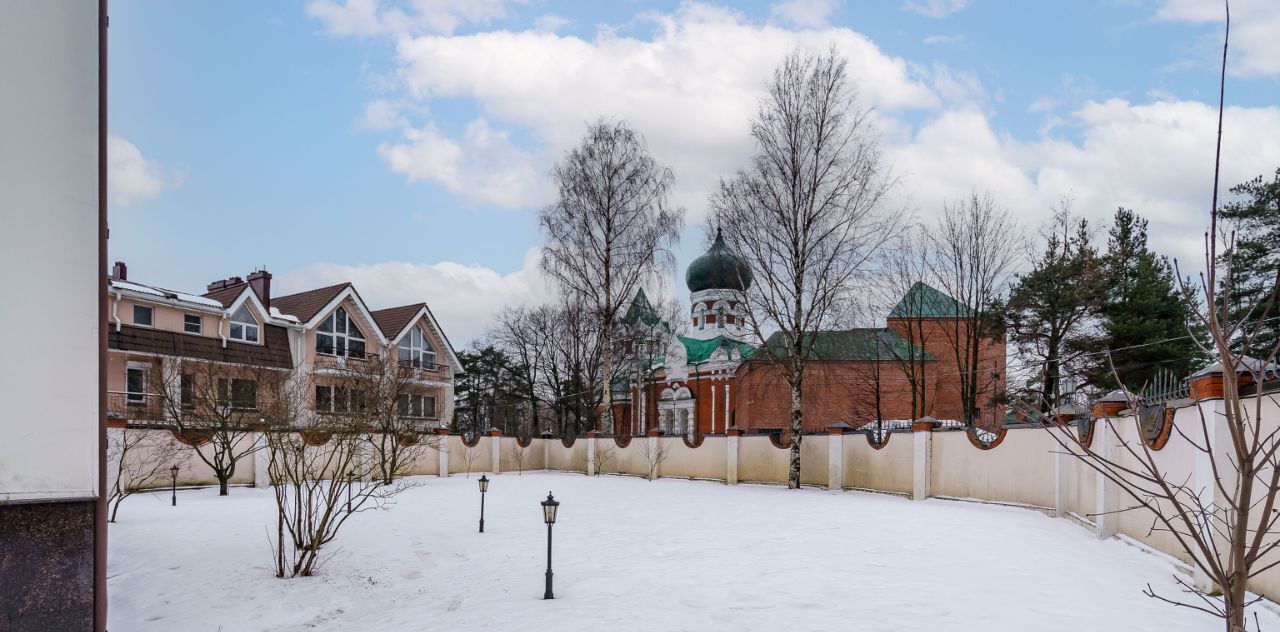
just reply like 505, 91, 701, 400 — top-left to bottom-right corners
108, 472, 1276, 631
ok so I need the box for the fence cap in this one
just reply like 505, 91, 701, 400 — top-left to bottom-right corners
586, 430, 599, 438
912, 416, 940, 431
725, 425, 743, 436
1191, 355, 1280, 378
1097, 389, 1133, 403
825, 421, 856, 434
646, 428, 665, 437
487, 427, 502, 436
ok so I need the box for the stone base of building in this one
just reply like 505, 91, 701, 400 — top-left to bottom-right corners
0, 499, 97, 631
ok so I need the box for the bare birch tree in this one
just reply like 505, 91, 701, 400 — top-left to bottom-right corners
540, 120, 684, 434
1048, 7, 1280, 629
881, 225, 938, 421
928, 192, 1021, 427
711, 47, 899, 488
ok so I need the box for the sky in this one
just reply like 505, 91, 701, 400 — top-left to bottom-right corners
107, 0, 1280, 346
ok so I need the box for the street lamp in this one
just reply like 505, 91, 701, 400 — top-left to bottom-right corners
541, 491, 560, 599
477, 474, 489, 533
346, 470, 356, 514
169, 464, 179, 507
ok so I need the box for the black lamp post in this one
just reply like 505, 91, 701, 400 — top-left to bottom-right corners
477, 474, 489, 533
541, 492, 559, 599
346, 470, 356, 514
169, 464, 179, 507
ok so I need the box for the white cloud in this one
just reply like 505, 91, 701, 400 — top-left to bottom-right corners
358, 99, 409, 131
306, 0, 512, 37
377, 118, 549, 208
533, 14, 570, 33
107, 135, 183, 208
922, 34, 965, 45
377, 3, 939, 217
770, 0, 839, 29
276, 248, 554, 346
1155, 0, 1280, 77
903, 0, 970, 18
887, 99, 1280, 266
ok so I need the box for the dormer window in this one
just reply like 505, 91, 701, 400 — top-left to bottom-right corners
397, 325, 436, 369
317, 307, 365, 358
229, 305, 259, 343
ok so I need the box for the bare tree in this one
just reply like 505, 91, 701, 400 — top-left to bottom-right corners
461, 444, 481, 478
492, 305, 553, 435
712, 47, 900, 488
154, 357, 289, 495
880, 226, 937, 420
106, 425, 190, 522
640, 437, 669, 481
1048, 7, 1280, 630
504, 442, 527, 475
928, 192, 1021, 427
592, 442, 617, 476
540, 119, 684, 435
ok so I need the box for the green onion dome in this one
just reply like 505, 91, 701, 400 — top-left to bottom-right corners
686, 229, 753, 293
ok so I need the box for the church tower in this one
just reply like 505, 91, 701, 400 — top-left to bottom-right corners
685, 229, 753, 341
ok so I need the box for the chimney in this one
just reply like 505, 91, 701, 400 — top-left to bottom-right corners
111, 261, 127, 281
206, 276, 244, 293
248, 269, 272, 311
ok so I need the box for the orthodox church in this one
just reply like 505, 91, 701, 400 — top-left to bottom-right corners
611, 231, 1007, 438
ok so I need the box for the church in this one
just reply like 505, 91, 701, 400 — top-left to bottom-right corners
610, 232, 1007, 438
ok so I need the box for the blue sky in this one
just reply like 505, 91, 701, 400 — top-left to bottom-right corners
107, 0, 1280, 344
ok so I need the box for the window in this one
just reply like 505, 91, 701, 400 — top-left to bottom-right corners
184, 314, 202, 335
396, 393, 437, 418
229, 305, 259, 343
133, 305, 153, 327
315, 385, 366, 413
316, 307, 365, 358
397, 326, 436, 369
125, 362, 149, 404
216, 377, 257, 410
180, 373, 195, 408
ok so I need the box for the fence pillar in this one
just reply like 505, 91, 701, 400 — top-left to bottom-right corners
541, 431, 552, 471
489, 428, 502, 474
911, 418, 938, 501
826, 423, 852, 491
1094, 417, 1120, 540
252, 431, 271, 488
586, 431, 598, 476
646, 428, 662, 480
1192, 394, 1229, 591
435, 428, 450, 478
726, 426, 741, 485
1052, 413, 1075, 519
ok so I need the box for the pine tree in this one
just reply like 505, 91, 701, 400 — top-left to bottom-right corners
1220, 168, 1280, 358
1006, 211, 1101, 413
1089, 208, 1198, 392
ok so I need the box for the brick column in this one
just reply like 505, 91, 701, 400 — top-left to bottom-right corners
489, 428, 502, 475
726, 426, 741, 485
826, 422, 853, 491
911, 417, 939, 501
435, 427, 450, 478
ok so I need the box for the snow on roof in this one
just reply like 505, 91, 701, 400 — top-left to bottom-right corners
269, 307, 300, 323
110, 279, 225, 309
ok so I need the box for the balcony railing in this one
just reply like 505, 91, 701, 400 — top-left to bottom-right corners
107, 391, 167, 422
399, 360, 452, 381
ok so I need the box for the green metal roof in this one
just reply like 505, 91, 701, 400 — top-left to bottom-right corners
686, 229, 753, 293
620, 288, 664, 328
888, 282, 966, 319
759, 329, 932, 362
678, 335, 758, 364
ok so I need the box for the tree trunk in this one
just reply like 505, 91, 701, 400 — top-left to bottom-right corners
600, 316, 613, 434
788, 375, 803, 490
218, 474, 229, 496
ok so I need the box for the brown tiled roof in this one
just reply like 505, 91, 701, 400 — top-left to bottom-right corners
271, 283, 351, 323
202, 282, 249, 308
108, 324, 293, 369
370, 303, 425, 340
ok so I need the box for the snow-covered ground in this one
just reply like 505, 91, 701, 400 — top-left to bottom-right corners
109, 472, 1277, 631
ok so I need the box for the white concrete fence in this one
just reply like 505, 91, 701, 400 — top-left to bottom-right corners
110, 391, 1280, 598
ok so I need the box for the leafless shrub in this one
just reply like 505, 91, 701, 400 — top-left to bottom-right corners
505, 442, 528, 475
107, 425, 190, 522
461, 444, 481, 478
640, 438, 669, 481
593, 443, 617, 476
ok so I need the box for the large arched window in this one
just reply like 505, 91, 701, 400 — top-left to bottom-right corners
229, 304, 259, 343
316, 307, 365, 358
397, 325, 437, 369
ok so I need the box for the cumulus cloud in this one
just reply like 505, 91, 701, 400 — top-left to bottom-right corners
108, 135, 183, 208
276, 248, 554, 346
1155, 0, 1280, 77
375, 2, 939, 216
770, 0, 839, 29
903, 0, 970, 18
922, 34, 965, 45
306, 0, 511, 37
888, 99, 1280, 266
